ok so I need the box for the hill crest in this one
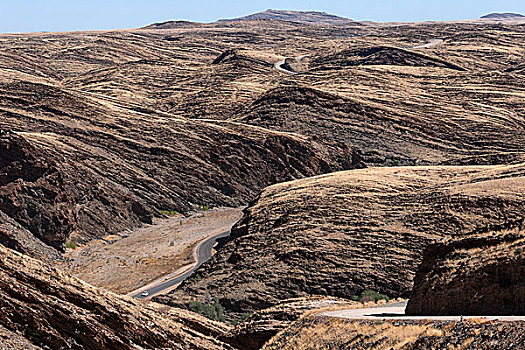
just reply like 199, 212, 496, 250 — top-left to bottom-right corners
481, 12, 525, 19
217, 9, 354, 25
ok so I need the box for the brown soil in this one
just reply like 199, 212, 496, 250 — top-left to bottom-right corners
59, 207, 243, 294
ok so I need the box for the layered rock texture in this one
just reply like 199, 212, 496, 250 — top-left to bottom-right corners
1, 18, 525, 257
221, 297, 356, 350
1, 14, 525, 348
406, 221, 525, 316
264, 317, 525, 350
159, 164, 525, 312
0, 82, 356, 253
0, 244, 231, 349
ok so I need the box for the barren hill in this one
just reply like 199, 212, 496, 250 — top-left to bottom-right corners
481, 13, 525, 19
217, 9, 355, 26
158, 164, 525, 312
0, 14, 524, 325
265, 315, 525, 349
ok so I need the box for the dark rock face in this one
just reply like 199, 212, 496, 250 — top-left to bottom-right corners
0, 81, 358, 255
0, 132, 75, 250
0, 130, 154, 251
0, 244, 230, 350
406, 221, 525, 316
311, 46, 466, 71
157, 165, 525, 313
0, 209, 60, 263
212, 49, 273, 67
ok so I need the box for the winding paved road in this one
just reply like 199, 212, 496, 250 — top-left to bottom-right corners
321, 301, 525, 321
131, 230, 230, 299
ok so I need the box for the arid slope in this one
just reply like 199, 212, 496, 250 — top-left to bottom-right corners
160, 164, 525, 312
264, 316, 525, 350
0, 244, 231, 349
1, 21, 524, 256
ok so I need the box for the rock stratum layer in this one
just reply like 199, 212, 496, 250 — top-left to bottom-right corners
0, 244, 231, 350
264, 317, 525, 350
221, 297, 357, 350
0, 81, 356, 253
406, 221, 525, 316
158, 164, 525, 312
1, 19, 524, 256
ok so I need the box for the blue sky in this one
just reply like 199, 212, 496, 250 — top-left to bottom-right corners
1, 0, 524, 33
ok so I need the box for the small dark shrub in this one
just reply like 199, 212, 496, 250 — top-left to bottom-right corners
359, 290, 390, 303
188, 297, 225, 322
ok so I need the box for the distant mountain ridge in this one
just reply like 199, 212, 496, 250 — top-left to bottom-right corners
143, 20, 200, 29
142, 10, 525, 30
481, 12, 525, 19
217, 9, 354, 25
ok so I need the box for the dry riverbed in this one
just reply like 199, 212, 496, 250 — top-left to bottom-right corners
58, 207, 243, 294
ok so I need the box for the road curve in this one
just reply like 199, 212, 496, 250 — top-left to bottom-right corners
274, 58, 296, 75
274, 54, 310, 74
131, 230, 230, 299
320, 301, 525, 322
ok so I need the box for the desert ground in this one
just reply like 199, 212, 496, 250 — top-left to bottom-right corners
0, 9, 524, 350
59, 207, 242, 294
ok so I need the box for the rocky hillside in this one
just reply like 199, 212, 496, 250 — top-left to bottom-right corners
221, 297, 356, 350
217, 10, 355, 26
264, 316, 525, 349
0, 244, 231, 349
481, 13, 525, 19
157, 164, 525, 313
406, 220, 524, 316
1, 11, 525, 317
0, 78, 357, 253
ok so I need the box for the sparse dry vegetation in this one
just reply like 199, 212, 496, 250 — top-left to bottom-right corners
1, 8, 525, 349
264, 317, 525, 350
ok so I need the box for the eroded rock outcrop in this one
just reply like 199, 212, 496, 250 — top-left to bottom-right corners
264, 316, 525, 350
0, 81, 359, 255
221, 297, 356, 350
0, 244, 231, 349
406, 221, 525, 316
0, 130, 154, 252
236, 84, 525, 167
310, 46, 466, 71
